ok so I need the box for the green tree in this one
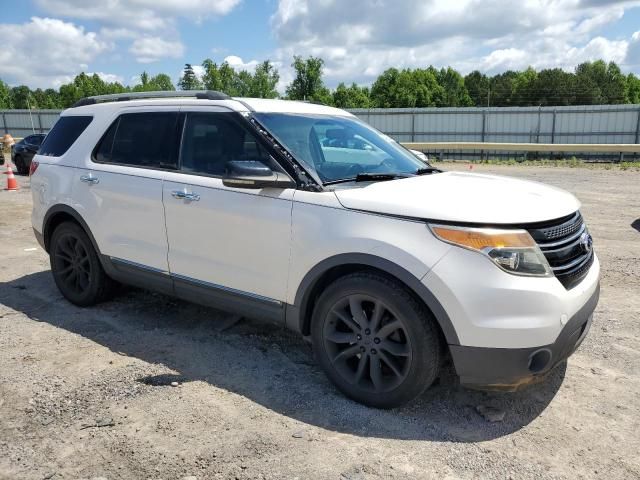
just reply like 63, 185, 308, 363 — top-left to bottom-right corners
627, 73, 640, 104
178, 64, 203, 90
202, 59, 222, 91
218, 62, 236, 94
151, 73, 175, 91
250, 60, 279, 98
202, 60, 238, 94
435, 67, 472, 107
531, 68, 576, 106
464, 71, 490, 107
43, 88, 62, 108
9, 86, 33, 109
574, 61, 627, 104
31, 88, 60, 109
332, 82, 370, 108
133, 72, 175, 91
370, 68, 400, 107
232, 70, 254, 96
371, 68, 442, 107
58, 83, 82, 108
511, 67, 538, 106
488, 71, 519, 106
0, 79, 11, 108
285, 56, 331, 104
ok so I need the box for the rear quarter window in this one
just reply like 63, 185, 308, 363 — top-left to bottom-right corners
39, 116, 93, 157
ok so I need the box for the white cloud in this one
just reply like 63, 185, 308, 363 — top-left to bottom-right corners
130, 36, 185, 63
481, 48, 529, 72
224, 55, 260, 72
100, 27, 138, 40
626, 30, 640, 67
271, 0, 640, 87
90, 72, 125, 84
192, 65, 205, 79
36, 0, 241, 30
0, 17, 110, 87
35, 0, 242, 64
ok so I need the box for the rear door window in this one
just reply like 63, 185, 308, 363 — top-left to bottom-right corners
38, 116, 92, 157
93, 112, 180, 169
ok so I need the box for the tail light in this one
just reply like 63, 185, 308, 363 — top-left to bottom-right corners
29, 161, 39, 176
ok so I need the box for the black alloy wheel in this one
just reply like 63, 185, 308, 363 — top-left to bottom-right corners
322, 294, 412, 393
311, 272, 441, 408
50, 222, 116, 306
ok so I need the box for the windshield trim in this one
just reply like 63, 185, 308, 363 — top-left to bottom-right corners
248, 113, 325, 189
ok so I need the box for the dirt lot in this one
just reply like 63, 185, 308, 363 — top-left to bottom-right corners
1, 164, 639, 480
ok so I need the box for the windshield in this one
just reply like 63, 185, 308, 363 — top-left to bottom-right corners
252, 113, 425, 184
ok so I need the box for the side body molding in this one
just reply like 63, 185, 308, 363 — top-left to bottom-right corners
286, 253, 460, 345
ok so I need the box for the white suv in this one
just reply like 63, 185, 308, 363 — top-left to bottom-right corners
31, 91, 600, 408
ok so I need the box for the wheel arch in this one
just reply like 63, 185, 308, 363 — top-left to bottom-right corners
43, 204, 101, 256
287, 253, 459, 345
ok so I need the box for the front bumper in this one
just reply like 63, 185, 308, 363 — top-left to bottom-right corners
450, 282, 599, 389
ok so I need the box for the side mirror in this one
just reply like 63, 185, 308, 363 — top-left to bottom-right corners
222, 160, 296, 189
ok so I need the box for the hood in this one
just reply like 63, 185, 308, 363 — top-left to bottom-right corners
333, 171, 580, 225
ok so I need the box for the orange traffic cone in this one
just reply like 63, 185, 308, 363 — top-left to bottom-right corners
4, 162, 19, 191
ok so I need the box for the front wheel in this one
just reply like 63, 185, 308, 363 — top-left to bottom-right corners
50, 222, 117, 306
311, 272, 442, 408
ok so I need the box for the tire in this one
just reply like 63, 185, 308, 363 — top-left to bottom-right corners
311, 272, 441, 408
14, 155, 28, 175
50, 221, 117, 306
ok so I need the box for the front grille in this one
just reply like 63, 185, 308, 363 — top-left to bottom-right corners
527, 212, 594, 289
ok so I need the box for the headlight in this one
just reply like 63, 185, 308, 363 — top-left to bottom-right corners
429, 224, 552, 277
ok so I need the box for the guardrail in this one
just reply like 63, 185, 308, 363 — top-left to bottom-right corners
402, 141, 640, 162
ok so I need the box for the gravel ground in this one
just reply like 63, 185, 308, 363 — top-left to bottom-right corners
1, 164, 639, 480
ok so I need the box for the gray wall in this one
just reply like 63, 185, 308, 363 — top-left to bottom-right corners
0, 110, 62, 137
348, 104, 640, 145
3, 104, 640, 148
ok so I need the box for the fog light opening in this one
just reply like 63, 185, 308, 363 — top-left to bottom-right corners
528, 349, 552, 373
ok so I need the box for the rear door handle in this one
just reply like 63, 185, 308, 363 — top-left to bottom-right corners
80, 174, 99, 185
171, 190, 200, 201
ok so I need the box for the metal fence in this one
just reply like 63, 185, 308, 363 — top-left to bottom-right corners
0, 110, 62, 137
2, 105, 640, 160
349, 104, 640, 160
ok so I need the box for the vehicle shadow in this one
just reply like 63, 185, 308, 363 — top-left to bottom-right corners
632, 218, 640, 233
0, 270, 566, 443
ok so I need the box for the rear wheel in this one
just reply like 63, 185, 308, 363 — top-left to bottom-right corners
311, 272, 441, 408
14, 155, 28, 175
50, 222, 116, 306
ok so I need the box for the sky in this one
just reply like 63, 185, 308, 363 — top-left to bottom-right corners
0, 0, 639, 93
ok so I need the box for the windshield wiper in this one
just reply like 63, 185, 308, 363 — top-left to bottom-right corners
324, 172, 410, 186
415, 166, 442, 175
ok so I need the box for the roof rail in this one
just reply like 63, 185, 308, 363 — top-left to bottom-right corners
71, 90, 231, 108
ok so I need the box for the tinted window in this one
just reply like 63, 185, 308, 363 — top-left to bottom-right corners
39, 116, 92, 157
25, 135, 44, 146
180, 113, 270, 176
94, 112, 179, 169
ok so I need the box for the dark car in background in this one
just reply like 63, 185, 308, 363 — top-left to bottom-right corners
12, 134, 46, 175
